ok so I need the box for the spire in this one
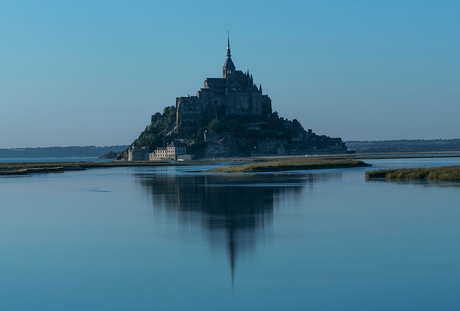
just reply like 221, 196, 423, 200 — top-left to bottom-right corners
223, 32, 235, 78
227, 31, 231, 58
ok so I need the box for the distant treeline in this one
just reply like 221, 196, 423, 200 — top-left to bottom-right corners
346, 139, 460, 153
0, 146, 129, 158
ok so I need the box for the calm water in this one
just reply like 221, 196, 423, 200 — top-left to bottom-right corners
1, 158, 460, 310
0, 157, 109, 163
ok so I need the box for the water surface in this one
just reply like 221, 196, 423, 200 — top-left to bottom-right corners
1, 158, 460, 310
0, 157, 109, 163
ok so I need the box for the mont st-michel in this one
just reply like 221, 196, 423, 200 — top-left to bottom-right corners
118, 38, 348, 161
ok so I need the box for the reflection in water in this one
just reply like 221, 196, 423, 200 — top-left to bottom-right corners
137, 171, 341, 283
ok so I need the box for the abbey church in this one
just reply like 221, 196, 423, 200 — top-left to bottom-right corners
176, 37, 272, 135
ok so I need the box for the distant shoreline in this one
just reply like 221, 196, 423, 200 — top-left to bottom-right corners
346, 139, 460, 154
0, 145, 128, 159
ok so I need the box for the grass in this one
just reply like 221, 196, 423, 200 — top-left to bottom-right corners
203, 158, 371, 173
366, 165, 460, 181
0, 161, 191, 176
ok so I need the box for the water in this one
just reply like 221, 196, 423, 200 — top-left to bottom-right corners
0, 157, 110, 163
1, 158, 460, 310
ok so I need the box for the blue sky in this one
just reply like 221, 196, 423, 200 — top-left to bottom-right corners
1, 0, 459, 148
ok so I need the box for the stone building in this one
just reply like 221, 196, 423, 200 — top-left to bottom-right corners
150, 141, 187, 161
150, 147, 167, 160
256, 138, 287, 156
166, 141, 186, 160
127, 145, 149, 161
176, 37, 272, 136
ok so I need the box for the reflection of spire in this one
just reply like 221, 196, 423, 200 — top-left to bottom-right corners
227, 227, 236, 287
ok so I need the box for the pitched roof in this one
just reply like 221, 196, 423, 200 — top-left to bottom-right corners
223, 56, 235, 69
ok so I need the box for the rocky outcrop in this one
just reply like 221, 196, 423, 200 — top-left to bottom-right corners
98, 151, 118, 159
203, 133, 239, 158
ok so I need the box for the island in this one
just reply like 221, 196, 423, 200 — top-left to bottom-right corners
366, 165, 460, 181
204, 158, 370, 173
117, 37, 351, 161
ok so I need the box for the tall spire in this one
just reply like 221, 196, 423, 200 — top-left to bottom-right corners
227, 31, 231, 58
223, 31, 235, 78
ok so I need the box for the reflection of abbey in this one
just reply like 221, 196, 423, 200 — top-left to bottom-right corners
176, 37, 272, 135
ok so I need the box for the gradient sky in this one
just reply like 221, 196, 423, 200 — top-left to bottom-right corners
1, 0, 459, 148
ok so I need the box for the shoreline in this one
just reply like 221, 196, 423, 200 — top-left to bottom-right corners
2, 154, 459, 176
0, 159, 371, 176
0, 161, 192, 176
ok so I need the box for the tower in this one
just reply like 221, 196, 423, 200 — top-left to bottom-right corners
222, 33, 235, 79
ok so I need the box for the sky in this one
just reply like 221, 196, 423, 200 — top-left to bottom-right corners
1, 0, 459, 148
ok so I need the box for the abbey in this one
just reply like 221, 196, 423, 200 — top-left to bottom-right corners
120, 37, 348, 161
176, 37, 272, 135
